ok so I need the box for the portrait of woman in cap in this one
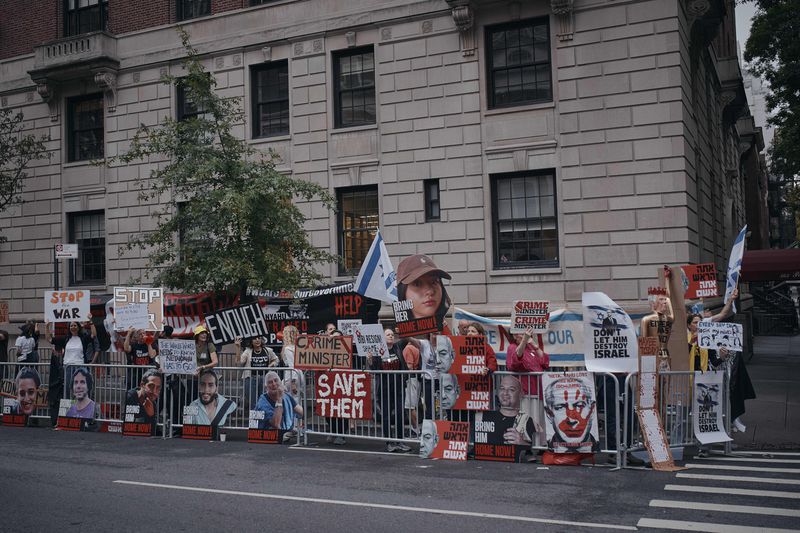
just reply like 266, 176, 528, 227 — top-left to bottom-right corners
396, 254, 451, 330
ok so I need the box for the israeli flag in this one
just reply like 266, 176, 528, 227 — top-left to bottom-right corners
354, 229, 398, 304
724, 225, 747, 314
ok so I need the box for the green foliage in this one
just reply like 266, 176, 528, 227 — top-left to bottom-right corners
108, 29, 337, 294
0, 108, 49, 240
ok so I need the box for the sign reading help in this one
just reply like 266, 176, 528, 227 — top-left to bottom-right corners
44, 290, 90, 322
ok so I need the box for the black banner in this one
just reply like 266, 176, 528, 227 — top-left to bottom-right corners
204, 302, 269, 345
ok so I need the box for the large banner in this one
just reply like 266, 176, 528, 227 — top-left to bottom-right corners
315, 371, 372, 419
159, 339, 197, 375
204, 302, 269, 345
393, 299, 438, 336
693, 371, 732, 444
113, 287, 164, 331
295, 335, 353, 370
582, 292, 638, 373
542, 372, 600, 454
473, 410, 530, 463
420, 420, 469, 461
510, 300, 550, 334
44, 290, 90, 322
679, 263, 718, 299
697, 322, 744, 352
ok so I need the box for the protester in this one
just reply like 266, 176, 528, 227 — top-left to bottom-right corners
324, 323, 337, 335
0, 329, 9, 363
123, 326, 156, 391
506, 326, 549, 432
687, 313, 709, 372
280, 325, 300, 395
465, 322, 498, 376
235, 335, 279, 410
13, 367, 41, 416
45, 319, 98, 394
47, 337, 65, 427
369, 328, 411, 452
185, 369, 236, 426
193, 325, 219, 374
396, 254, 452, 329
255, 371, 303, 442
402, 337, 422, 437
66, 367, 98, 419
15, 320, 40, 364
125, 368, 162, 433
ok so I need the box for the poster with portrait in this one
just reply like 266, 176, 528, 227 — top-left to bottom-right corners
113, 286, 164, 331
393, 300, 438, 336
337, 319, 362, 337
247, 410, 281, 444
441, 373, 491, 411
419, 420, 469, 461
542, 372, 600, 454
353, 324, 389, 359
181, 371, 237, 438
582, 292, 638, 373
510, 300, 550, 334
1, 367, 44, 425
295, 334, 353, 370
1, 397, 26, 426
448, 335, 487, 374
693, 371, 732, 444
57, 367, 98, 430
473, 410, 531, 463
44, 290, 91, 322
315, 371, 372, 419
697, 322, 744, 352
679, 263, 718, 299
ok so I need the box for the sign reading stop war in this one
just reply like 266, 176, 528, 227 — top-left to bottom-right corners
44, 290, 90, 322
510, 300, 550, 334
294, 334, 353, 370
114, 287, 164, 331
159, 339, 197, 375
680, 263, 718, 299
204, 302, 268, 345
314, 371, 372, 419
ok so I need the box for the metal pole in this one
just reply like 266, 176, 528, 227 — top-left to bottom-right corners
53, 245, 59, 290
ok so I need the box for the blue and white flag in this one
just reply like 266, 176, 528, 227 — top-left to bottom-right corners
724, 225, 747, 314
354, 229, 398, 304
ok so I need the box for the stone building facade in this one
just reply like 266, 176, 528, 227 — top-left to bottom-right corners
0, 0, 759, 321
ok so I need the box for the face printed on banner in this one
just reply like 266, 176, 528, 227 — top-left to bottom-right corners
435, 336, 455, 374
420, 420, 438, 458
73, 372, 88, 402
406, 273, 443, 320
142, 374, 162, 402
16, 378, 38, 416
546, 378, 595, 444
199, 372, 218, 405
498, 375, 522, 412
440, 374, 460, 410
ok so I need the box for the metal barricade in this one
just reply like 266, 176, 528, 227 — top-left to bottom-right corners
8, 347, 55, 364
302, 369, 435, 446
0, 361, 53, 423
622, 370, 732, 468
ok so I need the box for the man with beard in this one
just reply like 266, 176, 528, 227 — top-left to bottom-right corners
543, 376, 599, 453
66, 367, 98, 419
185, 370, 236, 426
125, 368, 163, 430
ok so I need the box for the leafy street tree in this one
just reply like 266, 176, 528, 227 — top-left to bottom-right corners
110, 30, 337, 296
0, 108, 49, 241
744, 0, 800, 238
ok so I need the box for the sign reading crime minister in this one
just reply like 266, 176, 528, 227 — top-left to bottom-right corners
294, 334, 353, 370
510, 300, 550, 334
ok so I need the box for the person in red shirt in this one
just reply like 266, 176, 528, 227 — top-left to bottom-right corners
506, 326, 549, 444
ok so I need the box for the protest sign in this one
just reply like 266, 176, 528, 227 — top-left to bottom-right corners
393, 299, 438, 336
452, 307, 510, 361
444, 373, 491, 410
693, 371, 732, 444
582, 292, 638, 373
638, 354, 658, 410
542, 372, 600, 453
247, 410, 281, 443
295, 334, 353, 370
697, 322, 744, 352
637, 408, 682, 471
159, 339, 197, 375
315, 371, 372, 419
44, 290, 90, 322
1, 398, 26, 426
337, 319, 362, 336
113, 287, 164, 331
543, 309, 584, 367
420, 420, 469, 461
0, 300, 8, 323
122, 403, 153, 437
449, 335, 486, 374
353, 324, 389, 359
57, 399, 83, 432
473, 410, 530, 463
680, 263, 718, 299
510, 300, 550, 334
204, 302, 268, 345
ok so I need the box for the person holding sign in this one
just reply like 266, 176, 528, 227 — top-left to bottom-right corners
15, 320, 40, 364
368, 328, 412, 453
506, 327, 550, 430
123, 327, 157, 393
45, 319, 98, 393
235, 336, 279, 410
254, 371, 303, 440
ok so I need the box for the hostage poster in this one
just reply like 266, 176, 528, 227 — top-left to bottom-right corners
582, 292, 638, 373
693, 371, 732, 444
542, 372, 600, 454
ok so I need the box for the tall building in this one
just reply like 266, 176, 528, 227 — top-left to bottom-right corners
0, 0, 762, 321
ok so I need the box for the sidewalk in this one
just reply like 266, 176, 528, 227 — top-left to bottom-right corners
734, 334, 800, 450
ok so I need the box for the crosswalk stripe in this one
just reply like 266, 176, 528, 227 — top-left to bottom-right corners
664, 484, 800, 499
686, 463, 800, 474
637, 517, 800, 532
649, 499, 800, 518
676, 473, 800, 485
699, 456, 800, 464
728, 451, 800, 457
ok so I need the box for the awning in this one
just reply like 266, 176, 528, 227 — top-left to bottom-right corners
740, 249, 800, 282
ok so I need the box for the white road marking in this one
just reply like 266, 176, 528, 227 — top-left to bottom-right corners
637, 517, 800, 532
728, 451, 800, 457
649, 499, 800, 518
113, 480, 638, 530
686, 463, 800, 474
288, 446, 418, 458
699, 456, 800, 464
676, 473, 800, 486
664, 484, 800, 499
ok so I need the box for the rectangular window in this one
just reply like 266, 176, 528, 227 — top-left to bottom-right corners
177, 0, 210, 21
64, 0, 108, 36
69, 211, 106, 285
333, 47, 376, 128
486, 17, 552, 109
176, 80, 206, 121
68, 94, 104, 162
424, 179, 441, 222
337, 186, 379, 275
250, 0, 279, 4
492, 171, 558, 268
251, 61, 290, 138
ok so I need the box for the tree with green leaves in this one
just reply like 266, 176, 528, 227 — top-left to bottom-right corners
744, 0, 800, 241
0, 108, 49, 241
110, 30, 337, 296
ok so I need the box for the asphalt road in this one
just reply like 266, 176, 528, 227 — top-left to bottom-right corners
2, 426, 799, 532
